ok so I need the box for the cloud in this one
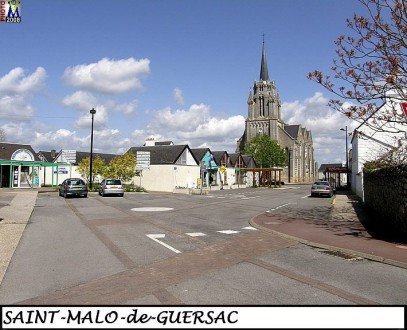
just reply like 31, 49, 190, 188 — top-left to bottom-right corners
0, 67, 46, 122
62, 91, 97, 111
151, 103, 210, 130
174, 88, 184, 105
133, 103, 245, 152
282, 92, 359, 165
62, 57, 150, 94
74, 105, 108, 129
0, 67, 46, 94
0, 95, 34, 121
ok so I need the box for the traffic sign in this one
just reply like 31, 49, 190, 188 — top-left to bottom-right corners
136, 151, 150, 170
401, 103, 407, 118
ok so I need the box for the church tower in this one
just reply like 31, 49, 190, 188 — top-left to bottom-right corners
239, 40, 284, 151
236, 39, 316, 183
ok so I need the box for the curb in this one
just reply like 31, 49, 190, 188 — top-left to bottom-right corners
249, 215, 407, 270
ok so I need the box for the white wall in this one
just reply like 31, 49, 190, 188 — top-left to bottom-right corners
135, 165, 200, 192
351, 94, 406, 200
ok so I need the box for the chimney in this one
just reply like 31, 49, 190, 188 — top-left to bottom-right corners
51, 149, 56, 158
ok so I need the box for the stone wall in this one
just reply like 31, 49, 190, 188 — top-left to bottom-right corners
363, 165, 407, 236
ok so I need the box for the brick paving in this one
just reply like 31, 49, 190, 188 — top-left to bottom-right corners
19, 232, 295, 305
251, 193, 407, 269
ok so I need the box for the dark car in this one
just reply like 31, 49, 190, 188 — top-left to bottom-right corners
59, 178, 88, 198
99, 179, 124, 197
310, 180, 334, 197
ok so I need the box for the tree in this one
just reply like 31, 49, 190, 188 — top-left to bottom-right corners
103, 152, 137, 182
244, 134, 288, 168
76, 155, 106, 184
308, 0, 406, 134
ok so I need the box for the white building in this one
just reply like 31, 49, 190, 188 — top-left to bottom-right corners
350, 93, 407, 200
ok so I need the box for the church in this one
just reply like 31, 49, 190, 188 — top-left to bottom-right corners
236, 41, 316, 183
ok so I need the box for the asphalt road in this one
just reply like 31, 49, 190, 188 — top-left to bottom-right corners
0, 185, 406, 305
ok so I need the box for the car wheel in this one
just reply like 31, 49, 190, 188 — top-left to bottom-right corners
63, 191, 67, 198
119, 193, 124, 197
84, 194, 88, 198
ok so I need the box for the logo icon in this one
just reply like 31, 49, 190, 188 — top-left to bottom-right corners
1, 0, 21, 23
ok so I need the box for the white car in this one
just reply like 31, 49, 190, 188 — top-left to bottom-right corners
311, 181, 334, 197
99, 179, 124, 197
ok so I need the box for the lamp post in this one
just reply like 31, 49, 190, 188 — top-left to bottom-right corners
89, 108, 96, 190
340, 126, 349, 189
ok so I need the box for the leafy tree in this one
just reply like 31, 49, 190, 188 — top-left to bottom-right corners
76, 155, 106, 183
103, 152, 137, 182
308, 0, 406, 134
244, 134, 288, 168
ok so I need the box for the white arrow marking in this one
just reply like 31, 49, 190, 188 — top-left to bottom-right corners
242, 226, 257, 231
146, 234, 181, 254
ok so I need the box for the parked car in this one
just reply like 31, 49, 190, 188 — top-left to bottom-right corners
99, 179, 124, 197
310, 180, 334, 197
59, 178, 88, 198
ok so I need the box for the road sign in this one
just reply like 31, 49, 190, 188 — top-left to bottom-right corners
136, 151, 150, 170
401, 103, 407, 118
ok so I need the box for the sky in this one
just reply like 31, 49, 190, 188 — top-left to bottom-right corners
0, 0, 365, 165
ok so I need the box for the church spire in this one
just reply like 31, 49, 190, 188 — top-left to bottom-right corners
259, 35, 269, 81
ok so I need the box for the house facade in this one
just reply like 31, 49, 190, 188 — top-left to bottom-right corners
350, 93, 407, 200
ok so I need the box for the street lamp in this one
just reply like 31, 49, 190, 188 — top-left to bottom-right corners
340, 126, 349, 189
89, 108, 96, 190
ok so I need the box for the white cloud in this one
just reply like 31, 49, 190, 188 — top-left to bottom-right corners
0, 95, 34, 121
282, 92, 359, 164
174, 88, 184, 105
62, 57, 150, 94
62, 91, 97, 111
151, 104, 210, 130
74, 105, 108, 129
108, 99, 139, 115
0, 67, 46, 94
134, 103, 245, 152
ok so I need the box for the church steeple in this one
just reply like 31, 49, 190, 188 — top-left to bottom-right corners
259, 36, 269, 81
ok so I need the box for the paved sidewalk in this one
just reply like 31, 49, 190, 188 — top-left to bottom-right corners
250, 192, 407, 269
0, 190, 38, 286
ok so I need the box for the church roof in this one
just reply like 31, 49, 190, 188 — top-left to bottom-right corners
260, 41, 269, 81
284, 125, 301, 139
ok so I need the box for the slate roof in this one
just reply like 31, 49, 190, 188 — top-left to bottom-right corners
0, 142, 41, 161
38, 150, 59, 162
284, 125, 300, 139
127, 145, 198, 165
211, 151, 226, 163
242, 155, 257, 168
228, 153, 244, 166
190, 148, 211, 161
75, 151, 118, 164
155, 141, 174, 146
318, 163, 343, 172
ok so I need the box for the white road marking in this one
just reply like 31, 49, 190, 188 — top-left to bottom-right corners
146, 234, 181, 254
186, 232, 207, 237
131, 207, 174, 212
242, 226, 257, 231
268, 203, 295, 211
301, 195, 310, 199
217, 230, 241, 235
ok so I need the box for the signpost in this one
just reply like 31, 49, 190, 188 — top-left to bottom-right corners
136, 151, 150, 188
